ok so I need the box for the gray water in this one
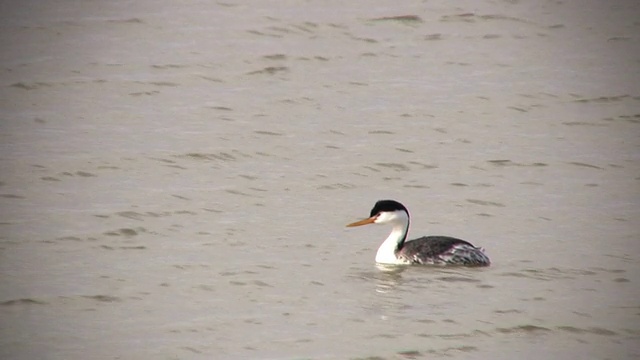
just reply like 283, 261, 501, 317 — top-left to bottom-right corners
1, 1, 639, 359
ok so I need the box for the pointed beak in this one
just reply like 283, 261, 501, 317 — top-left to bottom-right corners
346, 216, 377, 227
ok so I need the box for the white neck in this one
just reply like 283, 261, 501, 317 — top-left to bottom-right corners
375, 211, 409, 264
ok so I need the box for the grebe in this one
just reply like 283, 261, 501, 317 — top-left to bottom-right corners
346, 200, 490, 266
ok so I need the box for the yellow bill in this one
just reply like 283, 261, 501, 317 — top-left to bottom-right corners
346, 216, 376, 227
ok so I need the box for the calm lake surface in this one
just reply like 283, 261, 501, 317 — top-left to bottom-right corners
1, 1, 639, 359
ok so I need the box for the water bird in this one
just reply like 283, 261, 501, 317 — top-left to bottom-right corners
346, 200, 490, 266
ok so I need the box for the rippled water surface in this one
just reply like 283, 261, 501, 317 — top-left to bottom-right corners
1, 1, 639, 359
